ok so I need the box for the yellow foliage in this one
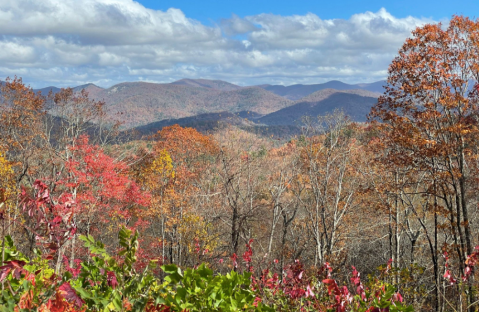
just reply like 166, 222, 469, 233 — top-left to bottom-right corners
0, 150, 16, 205
179, 213, 218, 253
152, 149, 175, 178
146, 149, 175, 188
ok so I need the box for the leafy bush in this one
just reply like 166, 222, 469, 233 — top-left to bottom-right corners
0, 226, 414, 312
0, 183, 413, 312
159, 263, 272, 311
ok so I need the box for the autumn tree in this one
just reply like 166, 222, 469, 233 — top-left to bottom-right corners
45, 87, 120, 151
0, 149, 16, 231
370, 16, 479, 311
360, 130, 434, 306
262, 140, 301, 269
297, 111, 364, 267
0, 78, 50, 258
57, 136, 147, 264
132, 125, 219, 266
0, 77, 46, 187
210, 127, 272, 259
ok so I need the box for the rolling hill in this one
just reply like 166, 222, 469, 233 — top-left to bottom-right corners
258, 89, 380, 126
170, 78, 243, 91
128, 88, 379, 137
34, 86, 62, 96
32, 83, 104, 97
86, 82, 293, 128
258, 80, 385, 100
133, 112, 255, 136
130, 111, 302, 139
10, 78, 384, 131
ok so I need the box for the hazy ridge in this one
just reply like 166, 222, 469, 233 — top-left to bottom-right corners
27, 78, 384, 132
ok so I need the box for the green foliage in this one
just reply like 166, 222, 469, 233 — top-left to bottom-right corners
354, 284, 414, 312
0, 236, 57, 312
0, 227, 413, 312
367, 263, 427, 305
73, 228, 159, 311
159, 263, 272, 312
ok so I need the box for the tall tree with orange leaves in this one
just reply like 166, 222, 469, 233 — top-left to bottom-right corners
132, 125, 219, 266
0, 77, 46, 187
370, 16, 479, 311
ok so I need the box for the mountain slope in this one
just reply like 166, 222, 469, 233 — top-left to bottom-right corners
133, 112, 254, 136
32, 83, 103, 97
88, 82, 292, 128
258, 89, 379, 125
73, 83, 104, 95
130, 111, 301, 140
170, 78, 243, 91
354, 81, 386, 93
34, 86, 62, 96
297, 88, 380, 103
259, 80, 385, 100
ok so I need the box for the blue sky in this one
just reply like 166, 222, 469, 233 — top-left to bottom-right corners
0, 0, 476, 88
140, 0, 475, 23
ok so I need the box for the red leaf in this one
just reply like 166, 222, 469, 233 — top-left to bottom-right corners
107, 271, 119, 289
0, 260, 26, 281
58, 282, 84, 308
322, 278, 340, 296
0, 267, 11, 282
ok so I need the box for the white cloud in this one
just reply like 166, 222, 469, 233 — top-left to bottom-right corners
245, 8, 431, 51
0, 1, 436, 87
0, 0, 221, 45
0, 41, 36, 64
220, 14, 259, 36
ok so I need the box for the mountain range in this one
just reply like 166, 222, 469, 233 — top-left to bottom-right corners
259, 80, 385, 100
28, 78, 385, 135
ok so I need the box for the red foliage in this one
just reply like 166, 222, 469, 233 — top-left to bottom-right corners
282, 260, 308, 299
443, 245, 479, 285
322, 278, 352, 312
107, 271, 118, 289
0, 260, 26, 282
242, 239, 254, 272
230, 253, 238, 269
41, 291, 86, 312
59, 136, 149, 233
62, 256, 82, 278
21, 180, 77, 257
58, 282, 84, 308
351, 266, 366, 300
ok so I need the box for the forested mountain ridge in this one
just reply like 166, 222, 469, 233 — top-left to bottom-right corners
82, 82, 294, 128
258, 80, 385, 100
131, 88, 379, 135
258, 89, 379, 125
170, 78, 243, 91
22, 78, 383, 129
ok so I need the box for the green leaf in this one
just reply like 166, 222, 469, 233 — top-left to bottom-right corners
112, 296, 123, 311
161, 264, 182, 276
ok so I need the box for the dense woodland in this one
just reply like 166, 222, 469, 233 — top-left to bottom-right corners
1, 15, 479, 312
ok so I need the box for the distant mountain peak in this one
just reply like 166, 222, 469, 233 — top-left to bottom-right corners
23, 78, 386, 130
73, 83, 104, 91
258, 80, 386, 100
170, 78, 243, 91
76, 82, 102, 88
297, 88, 381, 103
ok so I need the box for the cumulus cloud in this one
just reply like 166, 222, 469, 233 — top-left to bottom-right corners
0, 1, 436, 87
220, 14, 259, 36
0, 0, 221, 45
